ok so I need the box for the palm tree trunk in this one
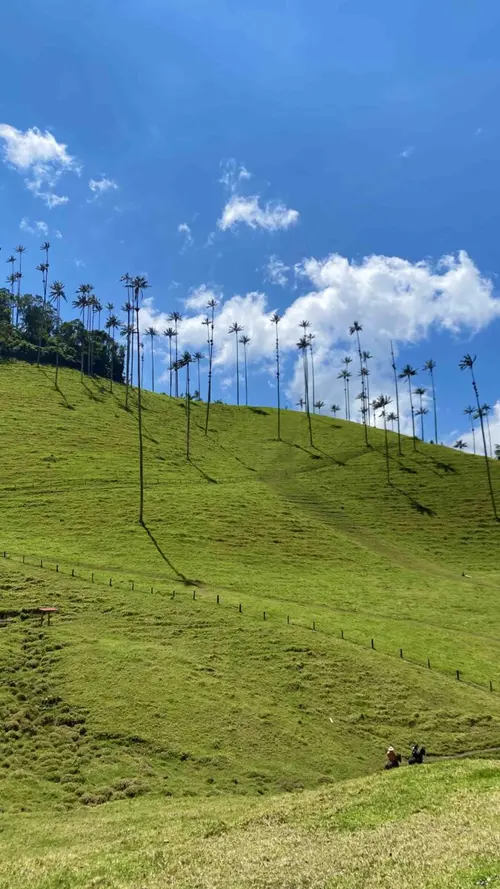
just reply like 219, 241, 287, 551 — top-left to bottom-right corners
135, 299, 144, 524
197, 358, 201, 396
430, 367, 438, 443
356, 331, 368, 445
365, 373, 371, 426
310, 343, 316, 413
174, 323, 179, 397
169, 339, 173, 397
186, 363, 191, 460
55, 297, 60, 388
470, 371, 497, 521
275, 328, 281, 440
471, 420, 476, 455
235, 333, 240, 406
303, 349, 313, 447
243, 344, 248, 406
486, 413, 493, 458
346, 379, 351, 420
344, 382, 348, 420
408, 379, 416, 449
390, 341, 402, 456
383, 415, 390, 484
151, 336, 155, 392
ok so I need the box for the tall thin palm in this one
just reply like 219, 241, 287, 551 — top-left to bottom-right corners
271, 313, 282, 439
362, 351, 373, 425
373, 394, 392, 483
415, 407, 429, 441
163, 328, 176, 397
314, 400, 325, 414
390, 341, 403, 455
464, 405, 476, 454
120, 274, 133, 405
399, 364, 418, 449
298, 336, 313, 447
175, 352, 193, 459
49, 280, 66, 388
132, 275, 150, 524
454, 439, 467, 450
73, 285, 91, 378
349, 322, 368, 445
145, 326, 159, 392
36, 262, 49, 364
228, 322, 243, 406
204, 299, 217, 435
239, 335, 250, 406
193, 352, 204, 398
481, 404, 493, 458
308, 332, 316, 413
105, 312, 119, 390
459, 354, 498, 521
168, 312, 182, 396
387, 411, 398, 432
338, 369, 351, 420
414, 387, 427, 440
15, 245, 26, 326
423, 359, 438, 443
297, 398, 305, 412
330, 404, 340, 417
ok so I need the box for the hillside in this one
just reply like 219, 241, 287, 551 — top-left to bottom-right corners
1, 360, 500, 883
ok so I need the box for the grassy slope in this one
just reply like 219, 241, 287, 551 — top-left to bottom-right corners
2, 759, 500, 888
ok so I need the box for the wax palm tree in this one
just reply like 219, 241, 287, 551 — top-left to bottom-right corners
415, 406, 429, 441
35, 261, 49, 364
204, 298, 217, 435
105, 312, 120, 390
175, 352, 193, 458
370, 398, 379, 428
49, 281, 66, 388
145, 326, 159, 392
298, 335, 313, 446
362, 351, 373, 424
387, 411, 398, 432
390, 340, 403, 455
87, 293, 100, 375
15, 245, 26, 326
168, 312, 182, 396
373, 394, 392, 483
193, 351, 204, 398
120, 274, 133, 403
454, 439, 467, 450
131, 275, 150, 524
271, 313, 282, 439
297, 398, 305, 411
459, 354, 498, 521
464, 405, 476, 454
239, 335, 250, 406
349, 321, 368, 443
360, 366, 371, 424
330, 403, 340, 417
423, 359, 438, 443
314, 400, 325, 413
308, 332, 316, 412
73, 285, 91, 378
338, 369, 351, 420
399, 364, 418, 449
163, 327, 176, 397
228, 321, 244, 406
480, 404, 493, 458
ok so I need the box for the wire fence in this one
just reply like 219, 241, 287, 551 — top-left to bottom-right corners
0, 547, 497, 697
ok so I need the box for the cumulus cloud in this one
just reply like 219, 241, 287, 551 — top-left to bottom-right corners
219, 158, 252, 193
88, 176, 118, 201
178, 222, 193, 250
55, 229, 63, 239
218, 195, 299, 232
20, 217, 49, 237
0, 123, 79, 207
264, 255, 290, 287
184, 284, 221, 311
399, 146, 415, 159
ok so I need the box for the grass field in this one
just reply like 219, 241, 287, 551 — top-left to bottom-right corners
1, 361, 500, 885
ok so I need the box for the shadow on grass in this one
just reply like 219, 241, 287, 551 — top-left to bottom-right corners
250, 408, 270, 416
188, 459, 218, 484
38, 366, 75, 410
393, 485, 436, 517
142, 523, 200, 586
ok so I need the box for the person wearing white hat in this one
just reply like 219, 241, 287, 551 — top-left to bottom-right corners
385, 746, 401, 769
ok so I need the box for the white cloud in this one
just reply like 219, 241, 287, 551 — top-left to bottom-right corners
218, 195, 299, 232
219, 158, 252, 193
178, 222, 193, 250
399, 146, 415, 159
55, 230, 63, 239
264, 255, 290, 287
20, 217, 49, 236
0, 123, 79, 207
88, 176, 118, 201
74, 259, 86, 268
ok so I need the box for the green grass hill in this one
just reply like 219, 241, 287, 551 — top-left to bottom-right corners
1, 361, 500, 887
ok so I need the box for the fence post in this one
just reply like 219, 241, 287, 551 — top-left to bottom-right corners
263, 611, 266, 620
3, 552, 6, 558
91, 572, 94, 583
56, 564, 59, 573
287, 615, 290, 625
193, 590, 196, 600
341, 629, 344, 639
371, 638, 375, 649
40, 559, 43, 568
427, 658, 431, 669
109, 578, 112, 587
456, 669, 460, 681
239, 603, 242, 613
313, 621, 316, 631
132, 581, 134, 591
151, 587, 154, 594
490, 680, 493, 692
72, 568, 75, 577
23, 555, 25, 564
399, 648, 403, 659
216, 594, 220, 605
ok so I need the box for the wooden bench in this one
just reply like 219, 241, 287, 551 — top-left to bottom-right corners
39, 607, 58, 626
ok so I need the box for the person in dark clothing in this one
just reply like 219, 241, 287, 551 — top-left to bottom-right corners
408, 744, 426, 765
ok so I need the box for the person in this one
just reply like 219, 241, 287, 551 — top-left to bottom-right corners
408, 744, 426, 765
385, 746, 401, 769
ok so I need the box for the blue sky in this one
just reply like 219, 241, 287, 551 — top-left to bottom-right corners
1, 0, 500, 448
